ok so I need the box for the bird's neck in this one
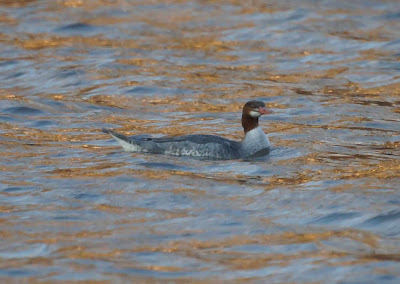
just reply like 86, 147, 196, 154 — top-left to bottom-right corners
242, 114, 259, 134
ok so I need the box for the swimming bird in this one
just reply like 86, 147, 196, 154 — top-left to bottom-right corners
102, 100, 271, 159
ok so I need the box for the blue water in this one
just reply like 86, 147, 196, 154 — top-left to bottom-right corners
0, 0, 399, 282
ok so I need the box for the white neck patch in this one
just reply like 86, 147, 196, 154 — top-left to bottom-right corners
241, 127, 270, 155
249, 110, 260, 118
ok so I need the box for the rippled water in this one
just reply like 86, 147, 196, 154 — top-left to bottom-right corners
1, 0, 400, 282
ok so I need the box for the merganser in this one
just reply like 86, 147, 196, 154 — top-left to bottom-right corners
102, 100, 271, 159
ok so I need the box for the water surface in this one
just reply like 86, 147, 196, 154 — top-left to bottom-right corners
1, 0, 400, 282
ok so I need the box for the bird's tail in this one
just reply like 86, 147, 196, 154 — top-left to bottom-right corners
102, 128, 142, 152
102, 128, 130, 141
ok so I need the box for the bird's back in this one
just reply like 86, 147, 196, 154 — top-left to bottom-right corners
103, 129, 241, 159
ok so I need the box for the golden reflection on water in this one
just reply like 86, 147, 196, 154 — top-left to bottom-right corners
1, 0, 400, 282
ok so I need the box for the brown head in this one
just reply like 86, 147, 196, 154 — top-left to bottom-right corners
241, 100, 271, 133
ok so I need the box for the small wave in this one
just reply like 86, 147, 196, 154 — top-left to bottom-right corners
3, 106, 44, 115
362, 210, 400, 226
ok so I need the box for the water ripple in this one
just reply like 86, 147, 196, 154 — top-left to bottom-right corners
0, 0, 399, 282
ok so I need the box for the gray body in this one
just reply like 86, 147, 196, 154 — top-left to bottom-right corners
102, 127, 270, 160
